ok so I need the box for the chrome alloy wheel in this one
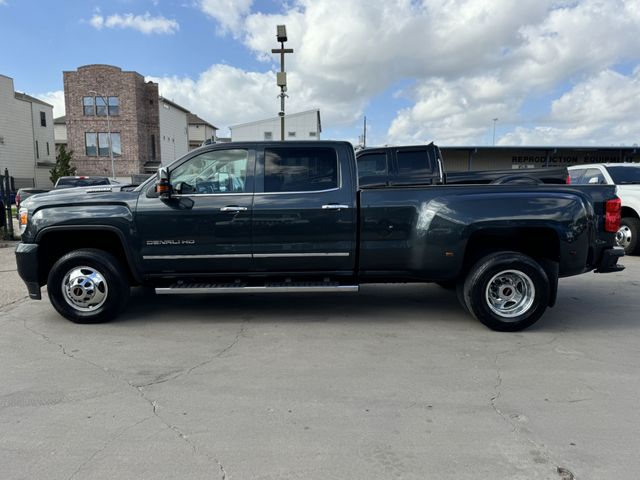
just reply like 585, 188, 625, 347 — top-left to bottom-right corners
485, 269, 535, 319
616, 224, 632, 250
61, 266, 109, 312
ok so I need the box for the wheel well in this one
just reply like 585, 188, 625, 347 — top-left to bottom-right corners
37, 230, 137, 286
463, 228, 560, 272
621, 206, 639, 219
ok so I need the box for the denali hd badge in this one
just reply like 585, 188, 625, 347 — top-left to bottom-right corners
146, 240, 196, 246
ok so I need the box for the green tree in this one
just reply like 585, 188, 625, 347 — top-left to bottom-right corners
50, 145, 76, 185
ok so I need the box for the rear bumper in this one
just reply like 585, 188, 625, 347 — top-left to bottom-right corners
15, 243, 41, 299
594, 246, 625, 273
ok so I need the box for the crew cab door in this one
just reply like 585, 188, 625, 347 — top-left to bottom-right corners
136, 147, 255, 274
251, 144, 357, 273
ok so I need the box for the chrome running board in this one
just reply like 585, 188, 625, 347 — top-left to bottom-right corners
155, 281, 359, 295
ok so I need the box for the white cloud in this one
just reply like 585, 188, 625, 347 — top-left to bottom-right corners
34, 90, 65, 118
499, 68, 640, 145
198, 0, 253, 34
164, 0, 640, 145
89, 12, 179, 34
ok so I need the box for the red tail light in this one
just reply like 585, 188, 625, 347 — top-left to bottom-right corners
605, 198, 621, 233
15, 193, 20, 204
566, 175, 571, 184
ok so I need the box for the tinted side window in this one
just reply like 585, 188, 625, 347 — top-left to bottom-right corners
397, 149, 432, 175
264, 147, 338, 192
357, 153, 387, 176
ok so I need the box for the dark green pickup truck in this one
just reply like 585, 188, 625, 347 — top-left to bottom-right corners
16, 141, 624, 331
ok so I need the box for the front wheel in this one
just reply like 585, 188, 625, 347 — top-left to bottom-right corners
47, 249, 130, 323
462, 252, 550, 332
616, 217, 639, 255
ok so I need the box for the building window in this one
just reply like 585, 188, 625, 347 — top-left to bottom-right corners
35, 140, 39, 159
309, 131, 317, 137
85, 132, 121, 156
85, 133, 97, 156
83, 97, 95, 116
40, 111, 46, 127
110, 133, 122, 156
98, 133, 110, 156
46, 142, 50, 156
264, 131, 273, 140
108, 97, 119, 116
288, 131, 296, 137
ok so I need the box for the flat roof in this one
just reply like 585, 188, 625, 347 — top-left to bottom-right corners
230, 109, 321, 130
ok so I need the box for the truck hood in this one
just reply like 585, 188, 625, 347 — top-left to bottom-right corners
22, 185, 139, 210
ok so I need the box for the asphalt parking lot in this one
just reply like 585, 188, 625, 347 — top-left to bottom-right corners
1, 244, 639, 480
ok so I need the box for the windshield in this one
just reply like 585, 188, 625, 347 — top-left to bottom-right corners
606, 165, 640, 184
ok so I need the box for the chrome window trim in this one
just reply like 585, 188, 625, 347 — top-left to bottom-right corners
171, 192, 253, 198
256, 186, 341, 196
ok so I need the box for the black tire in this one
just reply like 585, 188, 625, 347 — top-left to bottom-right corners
617, 217, 639, 255
47, 248, 130, 323
463, 252, 549, 332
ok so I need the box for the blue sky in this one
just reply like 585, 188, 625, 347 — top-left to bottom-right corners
2, 0, 639, 146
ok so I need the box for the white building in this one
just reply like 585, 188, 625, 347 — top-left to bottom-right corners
188, 112, 217, 150
159, 97, 189, 165
0, 74, 56, 188
230, 109, 321, 142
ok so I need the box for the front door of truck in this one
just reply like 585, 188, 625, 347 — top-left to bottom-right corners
136, 147, 255, 274
251, 144, 357, 273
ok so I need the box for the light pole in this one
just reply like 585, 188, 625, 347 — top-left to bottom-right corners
492, 118, 498, 146
271, 25, 294, 141
89, 90, 115, 179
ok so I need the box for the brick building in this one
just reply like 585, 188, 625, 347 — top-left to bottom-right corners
63, 65, 161, 180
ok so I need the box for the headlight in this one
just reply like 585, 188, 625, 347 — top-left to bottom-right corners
19, 207, 28, 234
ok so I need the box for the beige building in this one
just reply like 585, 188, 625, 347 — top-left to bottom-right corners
0, 74, 56, 188
187, 112, 217, 150
53, 115, 67, 150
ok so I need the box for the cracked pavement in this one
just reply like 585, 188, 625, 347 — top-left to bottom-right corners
1, 244, 639, 479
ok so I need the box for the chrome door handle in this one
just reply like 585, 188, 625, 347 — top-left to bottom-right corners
322, 204, 349, 210
220, 206, 248, 212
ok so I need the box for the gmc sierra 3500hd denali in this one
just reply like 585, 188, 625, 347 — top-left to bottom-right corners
16, 141, 624, 331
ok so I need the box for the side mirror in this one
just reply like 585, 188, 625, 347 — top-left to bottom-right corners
155, 167, 171, 199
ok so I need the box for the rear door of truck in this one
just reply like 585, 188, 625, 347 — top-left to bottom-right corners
251, 142, 358, 274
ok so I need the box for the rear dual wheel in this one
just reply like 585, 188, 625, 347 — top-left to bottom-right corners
616, 217, 639, 255
460, 252, 549, 332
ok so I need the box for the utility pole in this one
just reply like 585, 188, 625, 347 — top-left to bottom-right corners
363, 116, 367, 148
492, 118, 498, 146
271, 25, 294, 141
